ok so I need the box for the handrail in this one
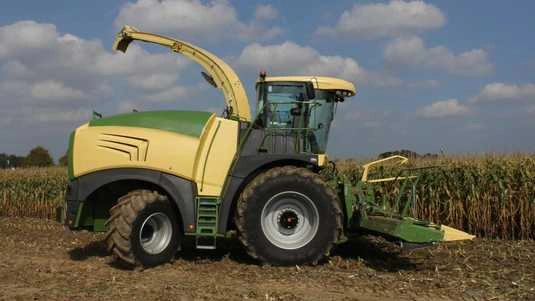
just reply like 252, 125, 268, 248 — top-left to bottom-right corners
361, 155, 415, 183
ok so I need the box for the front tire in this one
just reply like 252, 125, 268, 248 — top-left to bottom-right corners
236, 166, 342, 265
105, 190, 181, 267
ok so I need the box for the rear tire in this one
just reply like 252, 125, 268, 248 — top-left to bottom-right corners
105, 190, 181, 267
235, 166, 342, 265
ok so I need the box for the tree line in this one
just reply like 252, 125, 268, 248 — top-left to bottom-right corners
0, 146, 67, 168
2, 147, 441, 168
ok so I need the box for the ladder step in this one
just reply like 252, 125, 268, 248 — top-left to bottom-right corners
199, 200, 219, 205
198, 215, 216, 219
196, 245, 216, 250
198, 225, 216, 229
198, 220, 216, 224
198, 220, 216, 225
195, 236, 217, 250
195, 198, 220, 250
198, 227, 216, 231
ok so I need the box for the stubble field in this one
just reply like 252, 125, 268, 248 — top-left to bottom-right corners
0, 154, 534, 300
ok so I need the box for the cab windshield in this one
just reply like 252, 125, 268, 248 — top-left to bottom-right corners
255, 82, 336, 154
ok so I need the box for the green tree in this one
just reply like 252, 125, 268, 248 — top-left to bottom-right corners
24, 146, 54, 167
58, 153, 68, 166
0, 153, 7, 168
8, 155, 25, 167
0, 153, 25, 168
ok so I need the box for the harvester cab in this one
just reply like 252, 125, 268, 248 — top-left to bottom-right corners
59, 26, 473, 268
254, 74, 354, 155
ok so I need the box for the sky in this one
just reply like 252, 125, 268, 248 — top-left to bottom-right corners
1, 0, 534, 160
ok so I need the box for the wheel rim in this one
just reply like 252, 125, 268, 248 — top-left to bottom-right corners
260, 191, 319, 250
139, 212, 173, 255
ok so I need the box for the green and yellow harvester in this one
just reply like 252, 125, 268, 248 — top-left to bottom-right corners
60, 26, 473, 267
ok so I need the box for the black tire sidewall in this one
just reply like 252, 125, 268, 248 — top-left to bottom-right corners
130, 201, 181, 267
244, 172, 339, 265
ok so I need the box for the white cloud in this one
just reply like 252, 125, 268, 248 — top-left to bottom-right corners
0, 21, 58, 58
0, 61, 35, 78
417, 98, 469, 118
343, 109, 391, 128
0, 106, 91, 126
127, 73, 179, 90
384, 35, 494, 76
465, 123, 484, 131
255, 4, 278, 20
0, 79, 88, 104
0, 20, 204, 159
117, 100, 143, 113
470, 82, 535, 103
238, 41, 372, 84
0, 20, 187, 85
0, 80, 28, 100
30, 80, 86, 101
407, 79, 440, 88
316, 0, 445, 38
0, 20, 191, 127
32, 108, 91, 123
237, 41, 415, 88
145, 86, 192, 103
114, 0, 281, 42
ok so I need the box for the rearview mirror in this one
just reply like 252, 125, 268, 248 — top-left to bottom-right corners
305, 82, 315, 100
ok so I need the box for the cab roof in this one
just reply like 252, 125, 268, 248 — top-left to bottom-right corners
259, 76, 356, 97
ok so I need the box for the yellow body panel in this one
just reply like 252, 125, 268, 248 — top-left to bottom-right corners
73, 124, 203, 180
317, 154, 327, 167
194, 118, 239, 196
261, 76, 356, 96
72, 116, 238, 197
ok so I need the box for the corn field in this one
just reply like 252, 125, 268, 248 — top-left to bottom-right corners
1, 154, 534, 239
0, 167, 67, 219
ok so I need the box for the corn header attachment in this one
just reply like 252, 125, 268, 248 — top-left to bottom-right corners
328, 155, 474, 248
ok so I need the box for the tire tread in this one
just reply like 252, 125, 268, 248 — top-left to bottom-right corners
105, 189, 163, 266
235, 166, 343, 265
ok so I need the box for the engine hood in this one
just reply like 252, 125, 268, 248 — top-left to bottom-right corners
88, 110, 214, 138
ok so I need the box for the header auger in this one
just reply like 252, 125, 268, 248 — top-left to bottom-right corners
59, 26, 473, 267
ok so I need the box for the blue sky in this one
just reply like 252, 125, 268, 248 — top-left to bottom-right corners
1, 0, 534, 159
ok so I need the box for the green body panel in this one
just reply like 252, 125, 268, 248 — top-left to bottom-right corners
73, 201, 84, 228
73, 199, 109, 232
342, 183, 357, 227
67, 131, 75, 180
89, 110, 214, 138
359, 216, 444, 243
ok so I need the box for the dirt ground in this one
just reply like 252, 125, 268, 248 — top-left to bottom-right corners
0, 217, 533, 301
